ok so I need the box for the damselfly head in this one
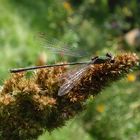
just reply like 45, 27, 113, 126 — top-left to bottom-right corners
91, 56, 99, 61
106, 53, 115, 63
91, 53, 115, 64
106, 52, 112, 58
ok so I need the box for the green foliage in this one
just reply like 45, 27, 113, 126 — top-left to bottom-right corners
38, 120, 93, 140
81, 79, 140, 140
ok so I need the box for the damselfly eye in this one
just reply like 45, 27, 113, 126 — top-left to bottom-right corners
106, 53, 112, 58
91, 56, 98, 61
106, 53, 115, 63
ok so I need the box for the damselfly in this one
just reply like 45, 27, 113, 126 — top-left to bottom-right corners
10, 53, 114, 96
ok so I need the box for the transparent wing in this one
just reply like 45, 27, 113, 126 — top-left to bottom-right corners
35, 33, 86, 57
58, 64, 89, 96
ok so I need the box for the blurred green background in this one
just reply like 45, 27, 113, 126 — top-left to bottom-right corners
0, 0, 140, 140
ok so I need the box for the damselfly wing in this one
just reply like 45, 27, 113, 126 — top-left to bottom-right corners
58, 64, 90, 96
10, 33, 88, 72
35, 33, 86, 58
58, 53, 114, 96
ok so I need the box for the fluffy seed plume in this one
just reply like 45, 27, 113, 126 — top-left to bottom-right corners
0, 53, 139, 140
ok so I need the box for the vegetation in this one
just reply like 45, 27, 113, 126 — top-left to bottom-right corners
0, 0, 140, 140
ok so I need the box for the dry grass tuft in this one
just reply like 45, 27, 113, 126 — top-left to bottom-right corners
0, 53, 139, 140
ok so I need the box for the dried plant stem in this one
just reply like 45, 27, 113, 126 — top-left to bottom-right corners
0, 53, 139, 140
